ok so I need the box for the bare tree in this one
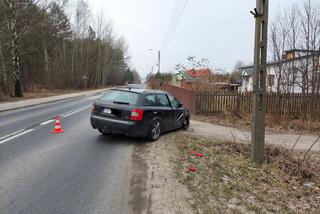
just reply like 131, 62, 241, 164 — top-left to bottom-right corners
269, 9, 292, 93
0, 0, 135, 96
94, 11, 104, 86
1, 0, 23, 96
287, 5, 300, 93
0, 0, 50, 96
175, 55, 210, 71
94, 11, 113, 86
269, 0, 320, 98
230, 60, 244, 84
0, 42, 7, 87
267, 0, 320, 120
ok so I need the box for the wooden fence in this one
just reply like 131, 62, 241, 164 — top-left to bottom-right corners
196, 91, 320, 120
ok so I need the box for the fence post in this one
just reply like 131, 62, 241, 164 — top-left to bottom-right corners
235, 92, 241, 116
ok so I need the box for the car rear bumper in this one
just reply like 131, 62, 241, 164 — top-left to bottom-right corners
90, 114, 148, 137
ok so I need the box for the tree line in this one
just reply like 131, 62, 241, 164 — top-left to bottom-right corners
0, 0, 140, 98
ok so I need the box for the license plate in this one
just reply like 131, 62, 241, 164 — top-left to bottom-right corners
103, 108, 111, 114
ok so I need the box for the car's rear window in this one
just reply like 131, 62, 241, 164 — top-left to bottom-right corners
99, 90, 139, 105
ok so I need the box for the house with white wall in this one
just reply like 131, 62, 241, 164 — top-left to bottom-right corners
239, 49, 320, 93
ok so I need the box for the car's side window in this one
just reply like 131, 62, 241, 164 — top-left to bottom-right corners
157, 94, 171, 107
168, 95, 180, 108
144, 94, 157, 106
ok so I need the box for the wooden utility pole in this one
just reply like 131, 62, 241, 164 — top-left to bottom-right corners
251, 0, 269, 164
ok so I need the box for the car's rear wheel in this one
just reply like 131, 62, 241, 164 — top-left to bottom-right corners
147, 119, 161, 141
182, 117, 190, 130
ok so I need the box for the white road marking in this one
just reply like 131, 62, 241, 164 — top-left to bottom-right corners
60, 105, 88, 117
60, 111, 70, 117
0, 129, 26, 141
62, 105, 91, 118
0, 105, 90, 145
0, 129, 35, 145
40, 119, 55, 125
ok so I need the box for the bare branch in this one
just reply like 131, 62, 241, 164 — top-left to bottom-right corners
302, 135, 320, 163
288, 131, 303, 157
229, 130, 236, 144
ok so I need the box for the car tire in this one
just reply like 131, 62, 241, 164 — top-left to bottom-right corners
147, 119, 162, 141
181, 117, 190, 130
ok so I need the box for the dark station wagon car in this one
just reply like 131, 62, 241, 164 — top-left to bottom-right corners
90, 87, 190, 141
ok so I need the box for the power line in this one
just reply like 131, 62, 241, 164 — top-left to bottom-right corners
162, 0, 183, 48
161, 0, 189, 51
162, 0, 187, 49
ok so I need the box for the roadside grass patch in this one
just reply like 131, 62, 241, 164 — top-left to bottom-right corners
172, 134, 320, 214
0, 88, 103, 103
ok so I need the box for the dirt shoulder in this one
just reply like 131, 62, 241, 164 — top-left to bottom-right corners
193, 114, 320, 135
144, 136, 193, 214
130, 136, 193, 214
189, 120, 320, 152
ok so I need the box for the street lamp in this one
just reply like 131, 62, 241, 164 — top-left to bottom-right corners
149, 49, 161, 74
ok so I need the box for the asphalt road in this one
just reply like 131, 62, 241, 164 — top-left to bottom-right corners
0, 91, 144, 214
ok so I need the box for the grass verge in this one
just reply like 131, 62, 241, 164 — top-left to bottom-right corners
171, 133, 320, 214
0, 88, 105, 103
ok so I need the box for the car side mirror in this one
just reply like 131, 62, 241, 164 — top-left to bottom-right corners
178, 103, 183, 108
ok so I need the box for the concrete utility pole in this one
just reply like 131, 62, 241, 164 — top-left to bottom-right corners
251, 0, 269, 164
157, 50, 161, 75
149, 49, 161, 74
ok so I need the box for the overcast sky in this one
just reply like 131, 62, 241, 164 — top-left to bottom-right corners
87, 0, 297, 77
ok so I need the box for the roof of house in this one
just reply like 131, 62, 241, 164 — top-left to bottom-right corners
173, 70, 191, 80
239, 67, 253, 77
186, 68, 211, 78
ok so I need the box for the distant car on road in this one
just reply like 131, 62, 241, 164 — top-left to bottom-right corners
91, 87, 190, 141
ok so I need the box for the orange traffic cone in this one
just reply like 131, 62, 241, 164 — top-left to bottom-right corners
52, 116, 64, 134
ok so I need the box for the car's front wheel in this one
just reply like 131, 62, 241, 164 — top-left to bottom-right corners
182, 117, 190, 130
147, 119, 162, 141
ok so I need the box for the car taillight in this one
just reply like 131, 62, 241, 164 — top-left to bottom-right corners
130, 109, 144, 121
91, 104, 96, 113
